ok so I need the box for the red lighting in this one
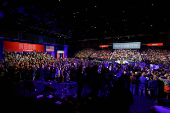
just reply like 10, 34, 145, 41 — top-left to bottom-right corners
99, 45, 108, 48
147, 43, 163, 46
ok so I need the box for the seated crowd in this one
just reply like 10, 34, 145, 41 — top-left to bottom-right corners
140, 47, 170, 64
110, 49, 139, 61
75, 48, 95, 58
75, 47, 170, 64
90, 49, 112, 60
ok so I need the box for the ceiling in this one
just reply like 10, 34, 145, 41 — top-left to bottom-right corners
0, 0, 170, 42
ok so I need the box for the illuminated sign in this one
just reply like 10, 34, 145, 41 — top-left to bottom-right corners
99, 45, 108, 48
4, 41, 44, 52
113, 42, 141, 49
147, 43, 163, 46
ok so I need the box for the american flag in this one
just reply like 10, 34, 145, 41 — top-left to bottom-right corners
46, 46, 54, 52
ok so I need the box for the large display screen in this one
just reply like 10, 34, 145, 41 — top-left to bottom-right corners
113, 42, 141, 49
4, 41, 44, 52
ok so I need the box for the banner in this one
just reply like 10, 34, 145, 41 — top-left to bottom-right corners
113, 42, 141, 49
4, 41, 44, 52
99, 45, 108, 48
147, 43, 163, 46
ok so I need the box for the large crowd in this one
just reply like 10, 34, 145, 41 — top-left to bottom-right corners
90, 49, 112, 60
75, 47, 170, 64
1, 49, 170, 112
75, 48, 95, 58
140, 48, 170, 64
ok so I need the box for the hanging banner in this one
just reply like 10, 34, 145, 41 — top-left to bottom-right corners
4, 41, 44, 52
113, 42, 141, 49
147, 43, 163, 46
99, 45, 108, 48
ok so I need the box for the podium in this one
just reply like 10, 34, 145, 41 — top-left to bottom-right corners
120, 60, 123, 64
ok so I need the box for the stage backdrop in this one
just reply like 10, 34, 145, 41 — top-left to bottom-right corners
45, 45, 55, 58
113, 42, 141, 49
4, 41, 44, 52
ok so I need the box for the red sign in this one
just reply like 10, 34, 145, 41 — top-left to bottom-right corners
147, 43, 163, 46
4, 41, 44, 52
99, 45, 108, 48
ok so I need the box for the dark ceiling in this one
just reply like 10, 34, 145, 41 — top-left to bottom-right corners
0, 0, 169, 42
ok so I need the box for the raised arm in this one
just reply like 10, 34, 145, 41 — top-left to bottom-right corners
158, 76, 166, 82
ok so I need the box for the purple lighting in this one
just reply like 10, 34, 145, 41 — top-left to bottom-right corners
64, 45, 68, 58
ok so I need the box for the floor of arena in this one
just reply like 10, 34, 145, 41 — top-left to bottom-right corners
5, 80, 156, 113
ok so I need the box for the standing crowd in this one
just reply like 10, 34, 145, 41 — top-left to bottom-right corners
1, 49, 170, 112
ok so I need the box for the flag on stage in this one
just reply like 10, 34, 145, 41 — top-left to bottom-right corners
46, 46, 54, 52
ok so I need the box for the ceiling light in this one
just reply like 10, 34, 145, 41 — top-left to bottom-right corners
95, 6, 97, 8
95, 27, 96, 28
